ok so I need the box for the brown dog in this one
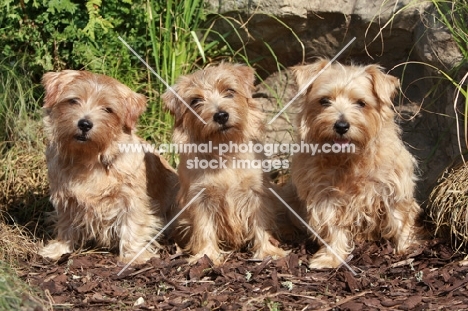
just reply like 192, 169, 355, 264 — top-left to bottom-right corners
39, 70, 178, 263
162, 63, 289, 264
291, 60, 422, 269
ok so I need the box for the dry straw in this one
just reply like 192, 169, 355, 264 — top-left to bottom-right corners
428, 162, 468, 252
0, 139, 50, 264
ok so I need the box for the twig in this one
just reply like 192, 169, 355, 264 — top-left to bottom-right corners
128, 266, 153, 277
242, 291, 325, 311
322, 290, 372, 310
390, 258, 415, 268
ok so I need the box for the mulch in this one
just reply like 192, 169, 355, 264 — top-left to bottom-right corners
24, 239, 468, 310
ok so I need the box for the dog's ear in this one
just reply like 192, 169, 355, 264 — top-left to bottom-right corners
231, 64, 256, 97
365, 65, 399, 107
42, 71, 75, 108
125, 92, 147, 130
162, 85, 184, 119
42, 70, 84, 108
292, 59, 330, 92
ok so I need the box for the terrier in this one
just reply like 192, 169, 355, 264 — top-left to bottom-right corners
39, 70, 178, 263
291, 59, 422, 269
162, 63, 289, 264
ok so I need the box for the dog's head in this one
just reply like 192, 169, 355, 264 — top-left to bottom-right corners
162, 63, 263, 144
42, 70, 146, 156
293, 59, 399, 150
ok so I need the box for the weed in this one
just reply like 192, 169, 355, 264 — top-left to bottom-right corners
281, 280, 293, 291
265, 298, 282, 311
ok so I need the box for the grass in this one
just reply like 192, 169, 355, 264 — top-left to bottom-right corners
0, 60, 50, 311
0, 215, 49, 310
141, 0, 207, 146
0, 59, 50, 233
0, 142, 50, 233
0, 259, 49, 310
0, 60, 43, 152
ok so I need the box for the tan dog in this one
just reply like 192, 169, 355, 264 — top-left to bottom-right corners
291, 60, 422, 269
39, 70, 178, 263
162, 63, 288, 264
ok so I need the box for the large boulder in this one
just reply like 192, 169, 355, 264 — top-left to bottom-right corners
206, 0, 431, 75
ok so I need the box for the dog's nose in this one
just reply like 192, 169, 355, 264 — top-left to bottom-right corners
78, 119, 93, 132
334, 120, 350, 135
213, 111, 229, 125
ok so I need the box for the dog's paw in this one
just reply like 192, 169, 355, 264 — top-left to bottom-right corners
190, 247, 223, 265
308, 252, 345, 269
119, 249, 159, 264
254, 245, 290, 260
394, 236, 423, 255
39, 240, 73, 260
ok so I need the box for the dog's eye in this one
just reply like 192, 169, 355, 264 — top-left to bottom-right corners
103, 107, 113, 113
68, 98, 79, 105
190, 98, 203, 107
224, 89, 236, 98
319, 97, 331, 107
357, 100, 366, 107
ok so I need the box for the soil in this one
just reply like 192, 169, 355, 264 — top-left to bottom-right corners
22, 238, 468, 310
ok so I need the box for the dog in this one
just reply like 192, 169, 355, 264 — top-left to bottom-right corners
290, 59, 422, 269
162, 63, 289, 264
39, 70, 178, 263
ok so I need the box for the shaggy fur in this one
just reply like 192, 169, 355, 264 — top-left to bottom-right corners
39, 70, 178, 263
291, 59, 422, 269
162, 63, 288, 264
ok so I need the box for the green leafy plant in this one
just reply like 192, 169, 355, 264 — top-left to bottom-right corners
0, 0, 154, 93
265, 299, 282, 311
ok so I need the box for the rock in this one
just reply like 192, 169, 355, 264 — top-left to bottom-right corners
255, 68, 298, 146
414, 6, 464, 70
206, 0, 432, 76
134, 297, 145, 306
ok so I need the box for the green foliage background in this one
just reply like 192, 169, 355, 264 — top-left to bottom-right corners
0, 0, 218, 147
1, 0, 149, 83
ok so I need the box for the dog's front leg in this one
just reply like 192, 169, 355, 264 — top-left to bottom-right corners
119, 204, 160, 264
250, 193, 290, 260
385, 199, 422, 254
185, 202, 223, 265
302, 199, 354, 269
39, 204, 75, 260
